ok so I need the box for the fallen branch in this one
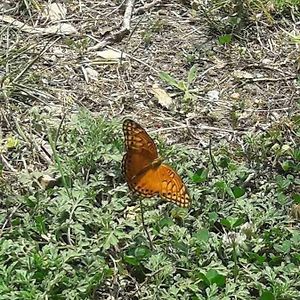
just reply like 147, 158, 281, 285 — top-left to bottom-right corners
0, 15, 78, 35
88, 0, 136, 51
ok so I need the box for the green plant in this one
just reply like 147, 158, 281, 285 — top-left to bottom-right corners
142, 18, 167, 46
159, 65, 198, 104
1, 110, 300, 299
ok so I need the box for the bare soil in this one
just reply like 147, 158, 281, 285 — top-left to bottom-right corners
0, 0, 299, 194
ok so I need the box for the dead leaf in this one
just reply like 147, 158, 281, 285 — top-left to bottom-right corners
150, 84, 173, 109
43, 3, 67, 21
39, 174, 58, 189
45, 23, 78, 35
96, 49, 126, 60
233, 70, 254, 80
230, 92, 240, 100
82, 66, 99, 83
213, 57, 226, 69
291, 204, 300, 219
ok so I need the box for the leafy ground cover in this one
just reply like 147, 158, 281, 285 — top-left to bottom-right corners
0, 1, 300, 299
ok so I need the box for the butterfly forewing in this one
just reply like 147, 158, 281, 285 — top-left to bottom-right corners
123, 119, 158, 160
125, 154, 162, 198
122, 119, 191, 207
123, 118, 159, 183
122, 150, 157, 191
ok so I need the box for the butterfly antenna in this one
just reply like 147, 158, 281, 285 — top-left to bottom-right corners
138, 197, 154, 250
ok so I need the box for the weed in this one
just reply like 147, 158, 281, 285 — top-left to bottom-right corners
159, 65, 198, 108
1, 110, 300, 298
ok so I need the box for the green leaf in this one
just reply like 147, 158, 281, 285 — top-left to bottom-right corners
205, 269, 218, 282
219, 156, 230, 168
192, 168, 208, 183
274, 240, 291, 253
6, 136, 19, 149
159, 71, 179, 89
292, 149, 300, 161
197, 272, 210, 286
103, 230, 120, 250
177, 80, 187, 92
229, 16, 241, 25
232, 186, 245, 198
206, 269, 226, 287
187, 65, 197, 84
193, 228, 209, 242
218, 34, 232, 45
232, 217, 245, 228
292, 193, 300, 204
214, 180, 227, 192
124, 255, 139, 266
280, 160, 292, 172
221, 217, 243, 229
281, 144, 291, 153
220, 218, 232, 229
158, 217, 174, 228
34, 215, 46, 234
212, 273, 226, 287
184, 90, 193, 101
260, 290, 275, 300
215, 181, 234, 198
208, 212, 218, 222
291, 231, 300, 243
277, 192, 288, 205
134, 246, 151, 260
248, 252, 266, 264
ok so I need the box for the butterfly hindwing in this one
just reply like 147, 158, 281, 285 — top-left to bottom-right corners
158, 164, 190, 207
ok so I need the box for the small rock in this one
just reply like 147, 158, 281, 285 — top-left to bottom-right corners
262, 58, 272, 65
207, 90, 219, 101
230, 92, 240, 100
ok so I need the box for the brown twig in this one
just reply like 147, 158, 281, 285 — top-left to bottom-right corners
0, 204, 22, 238
0, 15, 78, 35
134, 0, 162, 14
0, 154, 17, 172
88, 0, 136, 51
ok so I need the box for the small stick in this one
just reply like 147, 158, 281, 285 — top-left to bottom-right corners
138, 197, 153, 250
13, 37, 61, 83
0, 204, 22, 237
209, 138, 220, 174
134, 0, 161, 14
54, 111, 67, 147
88, 0, 136, 51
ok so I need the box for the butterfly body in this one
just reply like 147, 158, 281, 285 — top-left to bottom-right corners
122, 119, 190, 207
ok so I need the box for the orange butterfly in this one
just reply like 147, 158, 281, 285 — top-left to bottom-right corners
122, 119, 190, 207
